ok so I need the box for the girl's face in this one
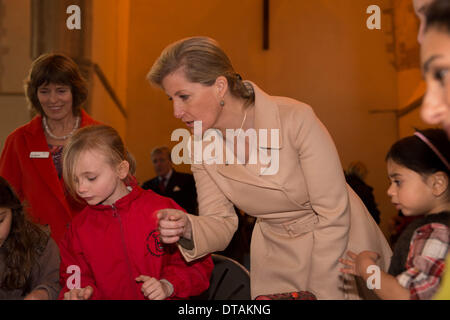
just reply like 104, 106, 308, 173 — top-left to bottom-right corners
0, 208, 12, 248
162, 68, 223, 134
421, 29, 450, 138
37, 82, 74, 121
387, 159, 438, 216
73, 149, 129, 206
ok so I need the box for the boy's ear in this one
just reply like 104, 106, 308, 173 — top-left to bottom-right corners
430, 171, 449, 197
117, 160, 130, 180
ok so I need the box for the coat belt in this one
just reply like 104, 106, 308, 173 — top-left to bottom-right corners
258, 213, 319, 237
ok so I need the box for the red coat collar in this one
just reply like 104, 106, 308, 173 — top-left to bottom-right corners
87, 185, 144, 213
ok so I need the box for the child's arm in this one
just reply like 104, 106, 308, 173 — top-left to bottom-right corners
152, 200, 214, 299
159, 246, 214, 299
24, 238, 61, 300
395, 223, 449, 300
340, 250, 410, 300
58, 223, 99, 300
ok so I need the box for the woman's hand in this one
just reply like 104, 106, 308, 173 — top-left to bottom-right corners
157, 209, 192, 244
63, 286, 94, 300
339, 250, 380, 277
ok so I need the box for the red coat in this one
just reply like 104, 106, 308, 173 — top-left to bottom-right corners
0, 110, 100, 243
58, 186, 213, 300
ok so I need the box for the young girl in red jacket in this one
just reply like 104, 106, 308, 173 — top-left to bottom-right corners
58, 125, 213, 300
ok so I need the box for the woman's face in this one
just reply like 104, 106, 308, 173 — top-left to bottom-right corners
0, 208, 12, 248
37, 82, 74, 121
161, 69, 222, 134
421, 28, 450, 138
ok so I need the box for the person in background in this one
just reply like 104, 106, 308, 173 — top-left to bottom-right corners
344, 161, 381, 225
0, 53, 100, 244
0, 176, 60, 300
142, 146, 198, 215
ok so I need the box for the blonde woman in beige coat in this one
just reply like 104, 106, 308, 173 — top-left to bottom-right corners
148, 36, 392, 299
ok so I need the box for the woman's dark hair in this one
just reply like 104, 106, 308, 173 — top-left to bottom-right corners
386, 128, 450, 177
24, 53, 88, 116
0, 176, 49, 292
425, 0, 450, 34
147, 36, 255, 107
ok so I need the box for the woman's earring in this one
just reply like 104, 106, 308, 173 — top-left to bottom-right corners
220, 100, 225, 107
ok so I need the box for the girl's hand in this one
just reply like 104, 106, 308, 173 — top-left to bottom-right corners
24, 288, 49, 300
136, 275, 172, 300
157, 209, 192, 244
63, 285, 94, 300
339, 250, 380, 277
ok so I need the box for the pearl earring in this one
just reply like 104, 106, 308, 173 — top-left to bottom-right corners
220, 100, 225, 107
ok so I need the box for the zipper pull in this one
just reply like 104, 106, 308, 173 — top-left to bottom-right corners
112, 204, 118, 217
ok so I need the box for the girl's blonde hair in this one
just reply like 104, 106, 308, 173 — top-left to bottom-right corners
62, 125, 136, 200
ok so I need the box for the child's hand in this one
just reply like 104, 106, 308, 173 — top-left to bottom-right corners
136, 275, 172, 300
339, 250, 380, 277
63, 285, 94, 300
157, 209, 192, 244
24, 289, 49, 300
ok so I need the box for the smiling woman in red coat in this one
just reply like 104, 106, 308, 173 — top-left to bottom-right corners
0, 53, 100, 244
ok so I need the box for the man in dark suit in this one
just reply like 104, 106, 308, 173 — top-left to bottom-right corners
142, 146, 198, 215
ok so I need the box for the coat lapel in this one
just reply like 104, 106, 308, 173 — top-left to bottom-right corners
214, 82, 285, 190
24, 115, 71, 216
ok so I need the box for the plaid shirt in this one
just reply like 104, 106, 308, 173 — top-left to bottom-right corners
396, 223, 450, 300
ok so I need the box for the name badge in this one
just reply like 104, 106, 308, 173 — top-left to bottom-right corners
30, 151, 50, 159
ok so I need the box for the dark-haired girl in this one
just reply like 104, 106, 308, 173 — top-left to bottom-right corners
341, 129, 450, 299
0, 176, 60, 300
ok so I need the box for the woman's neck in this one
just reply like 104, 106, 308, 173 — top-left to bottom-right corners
45, 113, 77, 136
215, 95, 254, 137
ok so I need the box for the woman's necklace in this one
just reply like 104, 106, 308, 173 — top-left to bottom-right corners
238, 107, 249, 133
43, 116, 80, 140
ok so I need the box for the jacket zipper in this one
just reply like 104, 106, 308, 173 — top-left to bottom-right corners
113, 204, 140, 299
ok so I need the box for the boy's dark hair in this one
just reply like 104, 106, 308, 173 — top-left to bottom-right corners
386, 128, 450, 177
0, 176, 49, 293
425, 0, 450, 34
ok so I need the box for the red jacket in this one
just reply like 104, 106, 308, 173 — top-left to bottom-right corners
0, 110, 100, 243
58, 186, 213, 300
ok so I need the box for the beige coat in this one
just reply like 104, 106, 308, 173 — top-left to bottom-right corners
179, 82, 392, 299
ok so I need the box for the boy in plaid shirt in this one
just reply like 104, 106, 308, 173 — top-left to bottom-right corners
340, 129, 450, 299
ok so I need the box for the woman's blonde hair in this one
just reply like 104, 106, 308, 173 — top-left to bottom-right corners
147, 36, 254, 106
62, 125, 136, 200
